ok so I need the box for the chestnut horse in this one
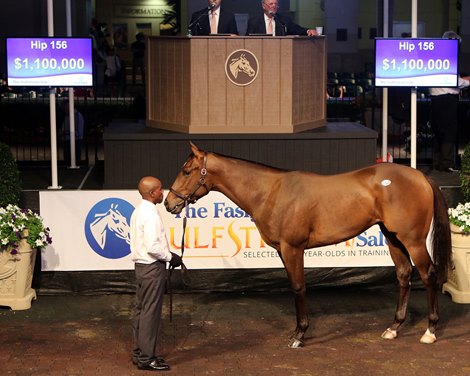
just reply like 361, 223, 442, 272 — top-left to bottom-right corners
164, 142, 451, 348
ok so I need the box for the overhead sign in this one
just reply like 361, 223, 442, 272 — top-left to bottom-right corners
375, 38, 459, 87
113, 3, 169, 18
6, 37, 93, 87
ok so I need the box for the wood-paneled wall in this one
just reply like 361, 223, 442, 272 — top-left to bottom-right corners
146, 36, 326, 133
103, 122, 377, 189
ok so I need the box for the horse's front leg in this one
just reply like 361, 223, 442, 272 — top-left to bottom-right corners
279, 245, 309, 348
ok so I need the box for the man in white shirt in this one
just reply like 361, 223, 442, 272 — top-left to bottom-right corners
130, 176, 182, 371
246, 0, 317, 36
429, 31, 470, 172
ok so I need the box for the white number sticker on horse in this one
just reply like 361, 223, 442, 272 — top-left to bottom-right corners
381, 179, 391, 186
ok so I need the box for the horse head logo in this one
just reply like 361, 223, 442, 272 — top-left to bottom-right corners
225, 49, 259, 86
90, 203, 131, 249
230, 54, 256, 79
84, 198, 134, 259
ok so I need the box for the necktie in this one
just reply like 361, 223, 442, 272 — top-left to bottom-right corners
211, 11, 217, 34
267, 18, 273, 35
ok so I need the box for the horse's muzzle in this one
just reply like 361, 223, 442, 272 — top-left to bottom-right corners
164, 199, 184, 214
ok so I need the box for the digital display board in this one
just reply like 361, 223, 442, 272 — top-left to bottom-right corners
375, 38, 459, 87
6, 37, 93, 87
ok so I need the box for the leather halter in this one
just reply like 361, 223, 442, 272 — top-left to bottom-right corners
167, 153, 208, 321
169, 152, 209, 206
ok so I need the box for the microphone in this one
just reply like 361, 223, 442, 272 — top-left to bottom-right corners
188, 10, 210, 36
187, 3, 216, 36
272, 14, 287, 36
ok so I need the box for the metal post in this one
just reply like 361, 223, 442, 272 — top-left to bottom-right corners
48, 0, 61, 189
382, 0, 389, 162
66, 0, 78, 169
410, 0, 418, 168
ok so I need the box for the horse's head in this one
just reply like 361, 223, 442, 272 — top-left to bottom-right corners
237, 55, 255, 77
230, 54, 255, 79
164, 142, 211, 215
107, 205, 131, 242
90, 204, 131, 248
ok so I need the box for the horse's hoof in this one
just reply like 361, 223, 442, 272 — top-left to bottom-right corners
288, 338, 304, 348
381, 328, 397, 340
420, 329, 436, 344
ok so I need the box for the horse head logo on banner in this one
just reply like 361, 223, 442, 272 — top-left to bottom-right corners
84, 198, 135, 259
225, 49, 259, 86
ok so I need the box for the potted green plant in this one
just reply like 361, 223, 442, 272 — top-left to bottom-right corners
459, 142, 470, 203
0, 142, 52, 310
0, 141, 21, 207
448, 142, 470, 233
444, 143, 470, 303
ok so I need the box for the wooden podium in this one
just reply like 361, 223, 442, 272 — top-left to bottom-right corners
146, 36, 326, 134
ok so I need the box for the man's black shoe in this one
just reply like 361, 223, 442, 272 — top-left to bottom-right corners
138, 358, 170, 371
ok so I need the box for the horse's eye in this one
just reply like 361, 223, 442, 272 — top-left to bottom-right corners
183, 169, 191, 177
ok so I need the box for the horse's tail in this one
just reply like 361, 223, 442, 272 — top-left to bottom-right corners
428, 178, 452, 285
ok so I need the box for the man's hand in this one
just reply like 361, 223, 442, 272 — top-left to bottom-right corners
169, 252, 183, 268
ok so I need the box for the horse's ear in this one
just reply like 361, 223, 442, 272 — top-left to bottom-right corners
189, 141, 203, 157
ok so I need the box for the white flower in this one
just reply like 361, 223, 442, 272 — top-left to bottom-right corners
449, 202, 470, 234
1, 204, 52, 252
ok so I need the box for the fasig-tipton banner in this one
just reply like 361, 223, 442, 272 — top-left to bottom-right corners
39, 190, 394, 271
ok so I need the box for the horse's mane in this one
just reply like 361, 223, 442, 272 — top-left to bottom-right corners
195, 151, 289, 173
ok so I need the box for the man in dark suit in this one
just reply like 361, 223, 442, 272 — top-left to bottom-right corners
246, 0, 317, 36
189, 0, 239, 36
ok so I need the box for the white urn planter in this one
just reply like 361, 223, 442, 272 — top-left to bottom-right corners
442, 223, 470, 304
0, 237, 37, 310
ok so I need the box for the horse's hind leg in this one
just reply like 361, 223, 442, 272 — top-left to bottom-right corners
279, 245, 309, 348
381, 242, 413, 340
413, 254, 439, 344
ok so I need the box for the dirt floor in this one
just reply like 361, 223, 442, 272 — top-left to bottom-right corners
1, 287, 470, 376
3, 164, 468, 375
